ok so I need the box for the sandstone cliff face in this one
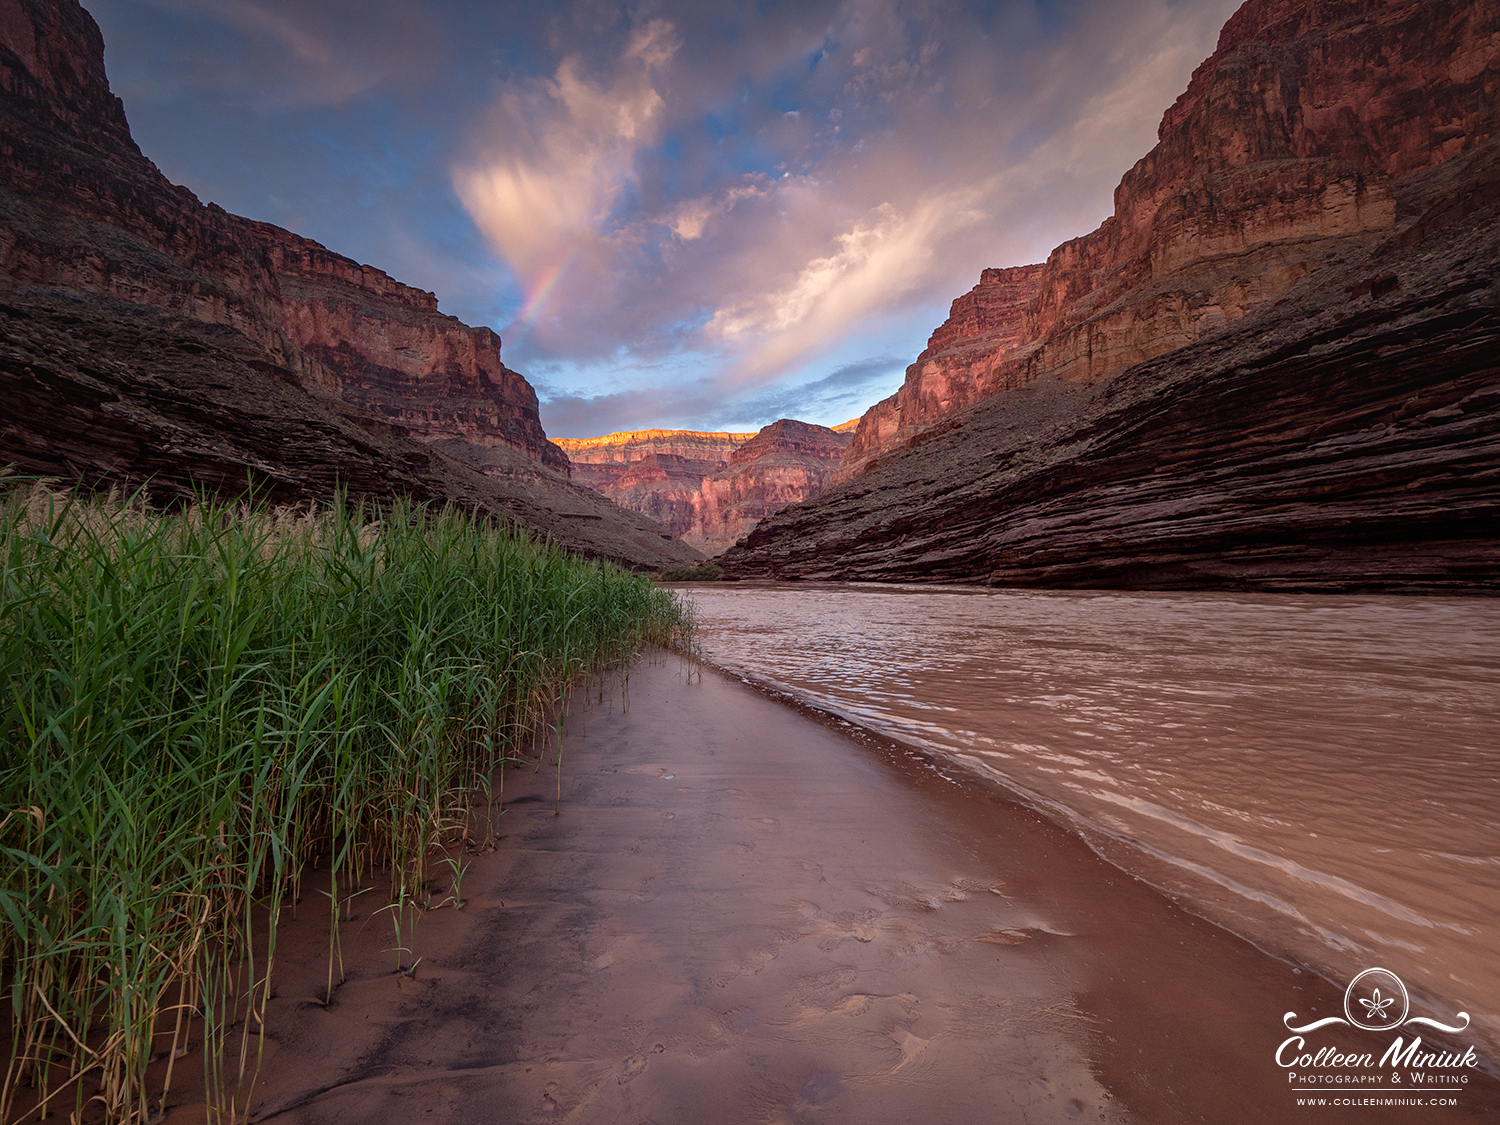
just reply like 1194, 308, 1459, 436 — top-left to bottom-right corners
0, 0, 293, 361
246, 222, 569, 473
561, 421, 850, 556
0, 0, 564, 476
838, 264, 1045, 480
840, 0, 1498, 474
0, 0, 694, 569
557, 429, 756, 466
722, 0, 1500, 591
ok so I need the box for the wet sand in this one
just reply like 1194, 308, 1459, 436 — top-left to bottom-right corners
215, 657, 1498, 1124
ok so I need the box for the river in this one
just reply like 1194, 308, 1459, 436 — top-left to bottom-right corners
680, 583, 1500, 1056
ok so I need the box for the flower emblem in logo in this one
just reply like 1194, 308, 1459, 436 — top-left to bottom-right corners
1344, 968, 1409, 1031
1358, 989, 1396, 1022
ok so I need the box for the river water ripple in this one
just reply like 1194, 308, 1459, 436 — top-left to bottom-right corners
681, 583, 1500, 1050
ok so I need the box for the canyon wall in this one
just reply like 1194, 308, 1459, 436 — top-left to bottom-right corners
245, 222, 569, 473
558, 429, 756, 466
721, 0, 1500, 591
837, 264, 1045, 480
839, 0, 1497, 476
0, 0, 695, 568
560, 421, 850, 555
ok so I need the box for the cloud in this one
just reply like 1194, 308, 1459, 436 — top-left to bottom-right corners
704, 187, 987, 383
108, 0, 442, 108
538, 353, 908, 437
454, 0, 1239, 423
92, 0, 1244, 436
453, 20, 680, 303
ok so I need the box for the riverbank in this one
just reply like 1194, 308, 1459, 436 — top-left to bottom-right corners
0, 486, 690, 1123
682, 582, 1500, 1057
213, 657, 1499, 1124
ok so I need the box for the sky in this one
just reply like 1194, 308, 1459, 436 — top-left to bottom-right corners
84, 0, 1241, 438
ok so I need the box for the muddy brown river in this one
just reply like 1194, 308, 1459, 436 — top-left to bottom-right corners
682, 584, 1500, 1058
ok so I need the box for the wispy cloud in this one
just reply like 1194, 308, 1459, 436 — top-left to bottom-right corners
453, 0, 1239, 431
454, 19, 680, 308
538, 353, 908, 437
91, 0, 1241, 436
115, 0, 441, 107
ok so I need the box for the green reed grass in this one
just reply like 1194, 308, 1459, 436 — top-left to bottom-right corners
0, 484, 692, 1123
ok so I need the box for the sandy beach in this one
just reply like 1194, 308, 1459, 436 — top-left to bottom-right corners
194, 657, 1499, 1124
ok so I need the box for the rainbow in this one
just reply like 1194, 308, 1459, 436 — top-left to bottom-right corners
517, 253, 575, 325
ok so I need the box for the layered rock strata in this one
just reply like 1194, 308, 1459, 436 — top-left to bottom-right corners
557, 429, 756, 466
839, 0, 1498, 476
0, 292, 699, 567
244, 222, 569, 473
561, 421, 850, 555
0, 0, 686, 565
837, 264, 1045, 480
721, 0, 1500, 591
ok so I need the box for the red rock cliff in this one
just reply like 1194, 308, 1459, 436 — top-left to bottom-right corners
562, 421, 850, 555
838, 264, 1045, 479
0, 0, 294, 360
557, 429, 755, 466
246, 222, 568, 472
0, 0, 564, 474
840, 0, 1498, 476
720, 0, 1500, 595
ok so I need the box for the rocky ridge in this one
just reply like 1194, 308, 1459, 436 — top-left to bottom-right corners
0, 0, 691, 567
557, 429, 757, 466
561, 421, 851, 555
837, 264, 1045, 480
838, 0, 1497, 476
721, 0, 1500, 591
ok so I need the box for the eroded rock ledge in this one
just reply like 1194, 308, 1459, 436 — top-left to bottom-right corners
561, 420, 851, 555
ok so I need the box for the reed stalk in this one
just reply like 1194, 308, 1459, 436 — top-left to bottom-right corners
0, 483, 691, 1122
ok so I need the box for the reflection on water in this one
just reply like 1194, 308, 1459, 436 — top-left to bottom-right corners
682, 583, 1500, 1048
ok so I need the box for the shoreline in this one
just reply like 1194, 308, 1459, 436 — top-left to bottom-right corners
170, 656, 1498, 1123
680, 581, 1500, 1063
704, 649, 1498, 1068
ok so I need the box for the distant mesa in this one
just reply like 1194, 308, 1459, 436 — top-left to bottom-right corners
557, 429, 758, 466
723, 0, 1500, 591
0, 0, 694, 569
558, 419, 853, 556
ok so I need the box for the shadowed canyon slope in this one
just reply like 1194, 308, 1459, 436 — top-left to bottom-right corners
0, 0, 694, 568
722, 0, 1500, 591
559, 420, 852, 555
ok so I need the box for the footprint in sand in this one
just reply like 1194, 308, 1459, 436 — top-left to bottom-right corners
974, 921, 1075, 943
973, 929, 1031, 946
617, 1052, 648, 1085
889, 1030, 932, 1074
